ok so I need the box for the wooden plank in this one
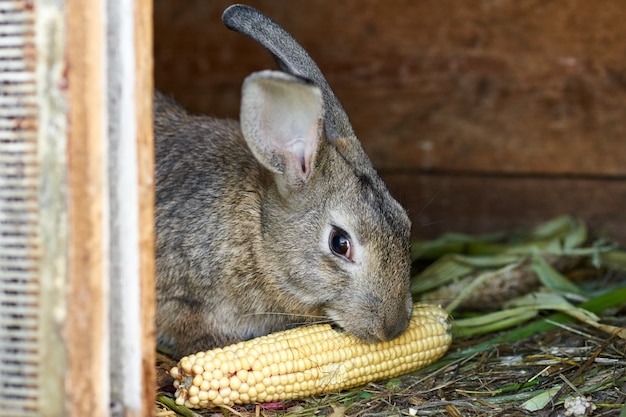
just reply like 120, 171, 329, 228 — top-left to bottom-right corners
135, 0, 156, 414
154, 0, 626, 176
382, 172, 626, 245
107, 0, 155, 414
64, 0, 108, 416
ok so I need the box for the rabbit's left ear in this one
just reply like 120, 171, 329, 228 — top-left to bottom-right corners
223, 4, 355, 143
241, 70, 323, 192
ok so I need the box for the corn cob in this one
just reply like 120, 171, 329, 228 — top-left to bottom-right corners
170, 303, 452, 408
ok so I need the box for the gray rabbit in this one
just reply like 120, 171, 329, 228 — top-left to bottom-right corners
155, 4, 412, 359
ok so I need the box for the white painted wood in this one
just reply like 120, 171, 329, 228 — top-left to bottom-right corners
36, 1, 69, 415
107, 0, 144, 413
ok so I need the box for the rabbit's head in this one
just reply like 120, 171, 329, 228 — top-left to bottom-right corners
231, 5, 413, 342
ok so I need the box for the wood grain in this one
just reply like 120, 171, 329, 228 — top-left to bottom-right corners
65, 0, 108, 415
154, 0, 626, 176
136, 0, 156, 414
383, 173, 626, 245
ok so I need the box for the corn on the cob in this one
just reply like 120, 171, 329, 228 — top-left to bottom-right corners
170, 303, 452, 408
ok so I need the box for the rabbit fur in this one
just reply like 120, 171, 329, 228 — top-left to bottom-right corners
155, 4, 412, 359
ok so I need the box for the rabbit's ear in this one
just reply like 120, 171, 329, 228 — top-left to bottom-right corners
223, 4, 354, 142
241, 71, 323, 192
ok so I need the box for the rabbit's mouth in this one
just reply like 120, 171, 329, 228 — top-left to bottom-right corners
324, 306, 410, 344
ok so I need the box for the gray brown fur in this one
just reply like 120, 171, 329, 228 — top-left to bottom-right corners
155, 5, 412, 359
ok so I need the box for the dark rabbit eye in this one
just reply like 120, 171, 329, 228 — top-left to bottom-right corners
329, 227, 353, 261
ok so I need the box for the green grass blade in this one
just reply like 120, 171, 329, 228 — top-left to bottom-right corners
599, 250, 626, 271
412, 216, 588, 261
412, 254, 521, 294
453, 308, 538, 337
446, 285, 626, 358
157, 394, 203, 417
531, 253, 582, 295
521, 386, 561, 412
410, 231, 508, 260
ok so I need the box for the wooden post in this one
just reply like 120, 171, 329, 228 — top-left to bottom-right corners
107, 0, 155, 415
135, 0, 156, 415
64, 0, 109, 416
135, 0, 156, 416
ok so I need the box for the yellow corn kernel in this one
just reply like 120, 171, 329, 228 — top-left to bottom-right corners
171, 303, 452, 408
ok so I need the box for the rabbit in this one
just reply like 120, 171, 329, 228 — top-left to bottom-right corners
155, 4, 413, 359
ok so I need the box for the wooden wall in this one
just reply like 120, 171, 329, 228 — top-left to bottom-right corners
154, 0, 626, 243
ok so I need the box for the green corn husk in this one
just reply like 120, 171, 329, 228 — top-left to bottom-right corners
412, 216, 619, 313
411, 215, 588, 261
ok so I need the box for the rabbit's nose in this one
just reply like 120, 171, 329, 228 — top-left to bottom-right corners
374, 302, 411, 341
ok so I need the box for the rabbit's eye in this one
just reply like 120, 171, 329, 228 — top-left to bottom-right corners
329, 227, 353, 261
